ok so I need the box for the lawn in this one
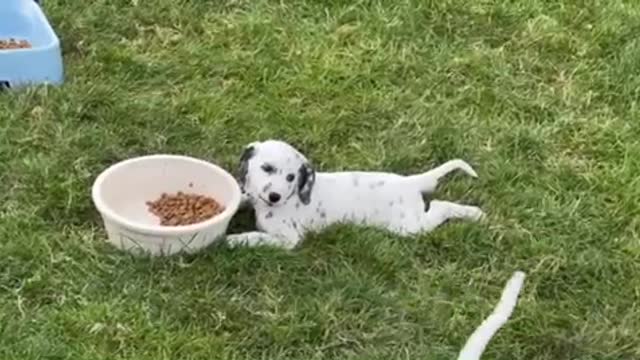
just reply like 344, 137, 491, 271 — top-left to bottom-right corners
1, 0, 639, 359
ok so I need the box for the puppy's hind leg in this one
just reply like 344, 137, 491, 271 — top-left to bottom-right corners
417, 200, 485, 233
407, 159, 479, 193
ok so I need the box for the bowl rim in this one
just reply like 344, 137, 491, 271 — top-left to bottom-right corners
91, 154, 241, 236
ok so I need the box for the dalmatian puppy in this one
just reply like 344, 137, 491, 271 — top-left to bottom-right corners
226, 140, 485, 249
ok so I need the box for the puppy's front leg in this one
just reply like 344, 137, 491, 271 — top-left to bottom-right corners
226, 232, 298, 249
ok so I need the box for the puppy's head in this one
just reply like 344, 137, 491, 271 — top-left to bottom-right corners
238, 140, 315, 207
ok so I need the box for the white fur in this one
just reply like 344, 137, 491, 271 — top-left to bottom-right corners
226, 140, 485, 249
457, 271, 526, 360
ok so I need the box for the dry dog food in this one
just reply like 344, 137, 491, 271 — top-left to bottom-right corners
0, 39, 31, 50
147, 192, 224, 226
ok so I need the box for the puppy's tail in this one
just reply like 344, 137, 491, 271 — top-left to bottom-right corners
407, 160, 478, 193
456, 271, 526, 360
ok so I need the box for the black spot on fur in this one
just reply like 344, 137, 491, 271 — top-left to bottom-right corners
320, 211, 326, 218
352, 176, 360, 187
423, 194, 433, 212
388, 201, 395, 207
265, 211, 273, 219
297, 162, 315, 205
261, 163, 276, 174
369, 180, 386, 189
238, 145, 255, 189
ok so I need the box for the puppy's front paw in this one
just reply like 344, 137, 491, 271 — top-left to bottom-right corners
226, 234, 248, 247
226, 232, 296, 249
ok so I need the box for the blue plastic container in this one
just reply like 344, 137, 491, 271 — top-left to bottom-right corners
0, 0, 63, 89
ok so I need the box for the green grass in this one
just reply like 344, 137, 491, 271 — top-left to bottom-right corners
1, 0, 639, 358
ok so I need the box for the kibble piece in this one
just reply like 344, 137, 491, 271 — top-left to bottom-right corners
146, 191, 224, 226
0, 38, 32, 50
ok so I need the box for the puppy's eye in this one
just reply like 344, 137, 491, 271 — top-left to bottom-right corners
261, 164, 276, 173
286, 173, 295, 182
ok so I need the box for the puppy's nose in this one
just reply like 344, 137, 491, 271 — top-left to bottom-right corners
268, 192, 281, 203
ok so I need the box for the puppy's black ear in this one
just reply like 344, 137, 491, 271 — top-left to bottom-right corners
238, 144, 256, 190
297, 162, 315, 205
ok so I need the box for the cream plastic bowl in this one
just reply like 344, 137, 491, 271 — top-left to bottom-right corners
91, 155, 241, 256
